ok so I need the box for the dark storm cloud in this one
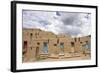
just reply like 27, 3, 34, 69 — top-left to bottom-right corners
62, 15, 76, 25
60, 13, 82, 27
55, 12, 82, 36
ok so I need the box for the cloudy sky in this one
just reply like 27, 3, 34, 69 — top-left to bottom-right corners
22, 10, 91, 37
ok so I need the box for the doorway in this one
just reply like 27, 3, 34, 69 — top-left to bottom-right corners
42, 42, 48, 54
36, 47, 39, 57
59, 43, 64, 54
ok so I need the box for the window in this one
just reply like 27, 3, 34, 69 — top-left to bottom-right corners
48, 39, 49, 43
54, 44, 57, 46
88, 35, 91, 37
57, 39, 59, 44
71, 42, 74, 47
86, 41, 88, 44
80, 42, 82, 44
74, 38, 77, 42
37, 42, 40, 45
30, 33, 33, 39
30, 47, 32, 50
23, 51, 26, 55
23, 41, 27, 49
30, 33, 33, 36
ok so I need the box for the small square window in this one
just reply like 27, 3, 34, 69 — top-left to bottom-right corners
57, 39, 59, 44
30, 33, 33, 36
74, 38, 77, 42
30, 47, 32, 50
54, 44, 57, 46
37, 42, 40, 45
71, 42, 74, 47
80, 42, 82, 44
23, 41, 27, 49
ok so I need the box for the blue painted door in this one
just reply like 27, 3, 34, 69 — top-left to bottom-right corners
59, 43, 64, 53
43, 42, 48, 54
84, 43, 91, 49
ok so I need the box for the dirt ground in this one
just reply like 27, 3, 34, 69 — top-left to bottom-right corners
36, 55, 90, 62
23, 54, 91, 63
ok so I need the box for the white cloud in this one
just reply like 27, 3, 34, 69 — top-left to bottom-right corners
23, 10, 91, 37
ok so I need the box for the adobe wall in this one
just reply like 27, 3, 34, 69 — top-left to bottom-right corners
22, 28, 91, 62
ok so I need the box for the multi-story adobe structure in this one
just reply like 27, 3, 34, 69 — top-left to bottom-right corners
22, 28, 91, 62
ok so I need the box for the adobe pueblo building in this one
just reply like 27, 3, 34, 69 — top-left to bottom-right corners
22, 28, 91, 62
